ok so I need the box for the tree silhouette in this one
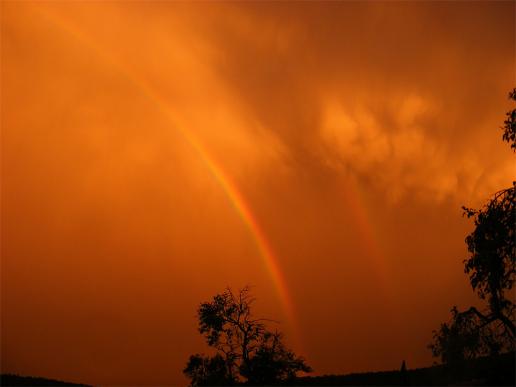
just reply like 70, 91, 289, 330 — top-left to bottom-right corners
184, 286, 311, 386
502, 88, 516, 150
462, 184, 515, 336
240, 330, 310, 385
430, 89, 516, 367
184, 354, 233, 386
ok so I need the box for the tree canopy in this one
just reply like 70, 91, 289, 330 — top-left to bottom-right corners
184, 287, 311, 386
502, 88, 516, 150
429, 89, 516, 366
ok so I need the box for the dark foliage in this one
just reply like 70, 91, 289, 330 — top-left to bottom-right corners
429, 306, 510, 368
184, 286, 311, 386
240, 331, 311, 385
463, 183, 515, 335
502, 88, 516, 150
183, 354, 235, 386
429, 89, 516, 368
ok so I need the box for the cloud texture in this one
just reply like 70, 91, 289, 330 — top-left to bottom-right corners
1, 1, 514, 385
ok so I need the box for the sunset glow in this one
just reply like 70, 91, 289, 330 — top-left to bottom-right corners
1, 2, 514, 385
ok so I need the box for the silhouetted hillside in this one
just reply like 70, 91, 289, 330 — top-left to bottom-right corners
0, 374, 90, 387
290, 352, 515, 386
2, 352, 513, 386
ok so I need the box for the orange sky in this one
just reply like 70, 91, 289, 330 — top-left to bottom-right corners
1, 2, 515, 385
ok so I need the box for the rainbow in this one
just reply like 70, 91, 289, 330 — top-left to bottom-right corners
33, 5, 298, 334
25, 5, 396, 354
162, 111, 298, 329
343, 175, 395, 301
